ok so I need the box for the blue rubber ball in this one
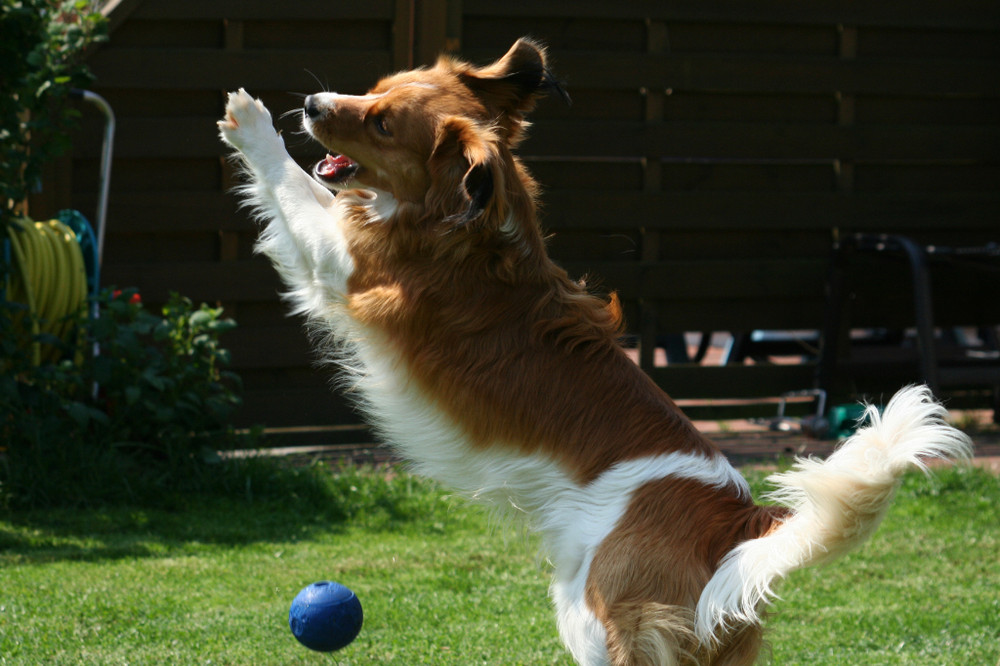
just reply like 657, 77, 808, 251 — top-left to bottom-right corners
288, 581, 363, 652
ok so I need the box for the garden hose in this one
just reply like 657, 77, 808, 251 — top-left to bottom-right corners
5, 216, 90, 365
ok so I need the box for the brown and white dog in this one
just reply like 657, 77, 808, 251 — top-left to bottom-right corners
219, 39, 972, 666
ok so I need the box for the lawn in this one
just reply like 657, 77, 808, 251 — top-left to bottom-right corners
1, 463, 997, 665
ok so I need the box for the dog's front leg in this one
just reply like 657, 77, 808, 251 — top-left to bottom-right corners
218, 89, 353, 308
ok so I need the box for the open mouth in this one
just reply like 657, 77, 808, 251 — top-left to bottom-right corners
313, 153, 360, 187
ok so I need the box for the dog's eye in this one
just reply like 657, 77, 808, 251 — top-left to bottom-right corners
372, 114, 391, 137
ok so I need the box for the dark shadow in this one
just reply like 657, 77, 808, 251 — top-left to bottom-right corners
0, 459, 469, 565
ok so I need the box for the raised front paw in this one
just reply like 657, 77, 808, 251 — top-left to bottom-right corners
218, 88, 281, 154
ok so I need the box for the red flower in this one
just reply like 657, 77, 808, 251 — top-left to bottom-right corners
111, 290, 142, 304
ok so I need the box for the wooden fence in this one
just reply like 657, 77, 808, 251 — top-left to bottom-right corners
32, 0, 1000, 433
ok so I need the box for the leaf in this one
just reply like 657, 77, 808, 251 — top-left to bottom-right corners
208, 318, 237, 334
64, 401, 109, 427
124, 385, 141, 406
141, 369, 166, 392
189, 310, 212, 329
153, 320, 173, 341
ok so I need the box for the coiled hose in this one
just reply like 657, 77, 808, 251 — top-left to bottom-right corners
4, 212, 94, 365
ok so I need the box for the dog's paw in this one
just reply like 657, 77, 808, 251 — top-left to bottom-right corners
218, 89, 281, 154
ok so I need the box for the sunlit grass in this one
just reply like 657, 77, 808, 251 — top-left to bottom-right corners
1, 464, 997, 664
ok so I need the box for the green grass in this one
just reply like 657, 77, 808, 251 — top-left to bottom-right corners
765, 465, 1000, 665
1, 464, 998, 665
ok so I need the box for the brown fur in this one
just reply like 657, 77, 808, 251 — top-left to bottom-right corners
307, 39, 717, 483
306, 42, 775, 661
223, 37, 972, 666
586, 479, 790, 664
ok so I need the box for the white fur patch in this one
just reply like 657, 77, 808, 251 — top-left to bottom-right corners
694, 384, 973, 646
543, 453, 746, 666
222, 88, 783, 665
349, 337, 748, 665
551, 563, 610, 666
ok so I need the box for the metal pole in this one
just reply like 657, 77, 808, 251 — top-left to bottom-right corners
71, 89, 115, 266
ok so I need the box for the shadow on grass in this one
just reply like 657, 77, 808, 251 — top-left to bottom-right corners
0, 459, 464, 564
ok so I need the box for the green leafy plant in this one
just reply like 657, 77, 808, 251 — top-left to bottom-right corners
1, 288, 249, 508
1, 0, 106, 217
87, 289, 242, 453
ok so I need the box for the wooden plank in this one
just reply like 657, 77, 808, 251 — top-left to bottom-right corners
523, 121, 1000, 161
105, 235, 223, 265
652, 298, 828, 332
241, 20, 391, 51
539, 192, 1000, 231
74, 116, 318, 159
237, 387, 360, 428
649, 364, 818, 400
132, 0, 396, 21
413, 0, 449, 66
558, 259, 827, 301
111, 18, 222, 48
392, 0, 414, 70
84, 88, 221, 118
500, 53, 1000, 97
91, 49, 999, 100
858, 24, 1000, 59
662, 22, 836, 56
657, 161, 837, 193
101, 260, 280, 302
646, 259, 827, 301
77, 117, 216, 158
236, 366, 359, 429
856, 96, 1000, 125
74, 192, 250, 233
89, 48, 393, 91
854, 163, 1000, 192
654, 91, 837, 124
74, 156, 220, 193
461, 15, 648, 55
461, 0, 1000, 31
226, 325, 316, 370
649, 230, 832, 262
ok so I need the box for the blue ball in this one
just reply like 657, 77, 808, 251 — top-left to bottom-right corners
288, 581, 363, 652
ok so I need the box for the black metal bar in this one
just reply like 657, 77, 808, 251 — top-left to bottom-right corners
818, 232, 941, 396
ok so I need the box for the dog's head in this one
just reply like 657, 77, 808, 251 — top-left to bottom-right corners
302, 38, 566, 226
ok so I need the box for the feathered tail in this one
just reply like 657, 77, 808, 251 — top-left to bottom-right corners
694, 384, 973, 645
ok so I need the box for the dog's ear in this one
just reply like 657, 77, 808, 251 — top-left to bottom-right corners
427, 116, 498, 226
458, 38, 570, 145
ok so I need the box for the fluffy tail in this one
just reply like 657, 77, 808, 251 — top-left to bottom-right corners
694, 385, 973, 645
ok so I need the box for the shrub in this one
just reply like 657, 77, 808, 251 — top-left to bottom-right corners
88, 288, 243, 453
1, 0, 106, 217
0, 288, 250, 508
0, 3, 275, 509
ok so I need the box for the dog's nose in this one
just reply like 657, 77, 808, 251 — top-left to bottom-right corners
304, 95, 322, 119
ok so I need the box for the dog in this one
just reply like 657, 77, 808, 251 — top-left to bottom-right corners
218, 38, 972, 666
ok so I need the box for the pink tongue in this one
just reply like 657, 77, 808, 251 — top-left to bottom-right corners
317, 154, 356, 178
